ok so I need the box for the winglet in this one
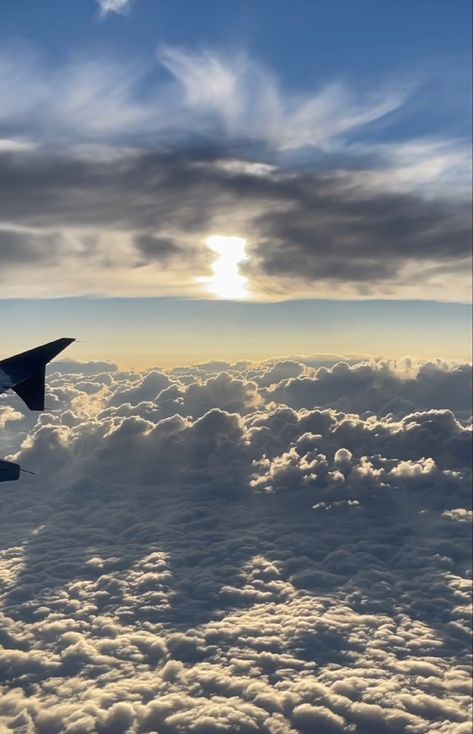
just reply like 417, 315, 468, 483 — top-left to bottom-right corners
0, 338, 75, 411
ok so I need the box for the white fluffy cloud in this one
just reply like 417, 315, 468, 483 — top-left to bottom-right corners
96, 0, 132, 18
0, 356, 471, 732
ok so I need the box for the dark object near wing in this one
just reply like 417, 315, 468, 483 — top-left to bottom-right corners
0, 460, 20, 482
0, 338, 75, 410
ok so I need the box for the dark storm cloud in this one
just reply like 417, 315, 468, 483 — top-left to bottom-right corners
0, 147, 470, 290
133, 232, 210, 269
0, 148, 229, 231
0, 228, 60, 266
135, 234, 185, 262
249, 181, 472, 284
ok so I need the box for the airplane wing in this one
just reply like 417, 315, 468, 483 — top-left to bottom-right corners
0, 460, 20, 482
0, 338, 75, 483
0, 338, 75, 410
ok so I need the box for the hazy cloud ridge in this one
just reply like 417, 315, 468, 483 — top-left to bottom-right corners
0, 355, 471, 732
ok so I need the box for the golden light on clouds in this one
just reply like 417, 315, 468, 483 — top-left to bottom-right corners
205, 235, 249, 300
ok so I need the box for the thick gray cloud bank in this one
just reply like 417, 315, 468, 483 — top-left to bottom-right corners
0, 146, 471, 301
0, 356, 472, 733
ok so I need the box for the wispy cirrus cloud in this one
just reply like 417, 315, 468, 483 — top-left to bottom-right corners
158, 47, 407, 152
0, 44, 468, 199
0, 45, 407, 154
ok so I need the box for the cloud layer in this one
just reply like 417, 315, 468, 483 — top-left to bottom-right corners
0, 45, 471, 301
0, 355, 471, 732
0, 144, 470, 301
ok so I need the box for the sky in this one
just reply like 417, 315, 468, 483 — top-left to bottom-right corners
0, 0, 471, 365
0, 4, 472, 733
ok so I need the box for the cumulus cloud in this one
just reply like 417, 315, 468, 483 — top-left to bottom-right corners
0, 355, 471, 732
264, 359, 473, 417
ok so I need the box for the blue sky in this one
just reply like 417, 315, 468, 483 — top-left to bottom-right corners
2, 0, 471, 140
0, 0, 471, 364
3, 1, 471, 92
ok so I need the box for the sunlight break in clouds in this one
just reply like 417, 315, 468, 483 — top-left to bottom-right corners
205, 235, 249, 300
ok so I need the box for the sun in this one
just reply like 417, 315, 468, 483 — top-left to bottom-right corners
205, 235, 249, 300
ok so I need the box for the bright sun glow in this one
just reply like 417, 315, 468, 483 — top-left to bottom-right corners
205, 235, 249, 300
